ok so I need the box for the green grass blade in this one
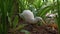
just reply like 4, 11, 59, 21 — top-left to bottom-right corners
57, 0, 60, 34
13, 15, 18, 28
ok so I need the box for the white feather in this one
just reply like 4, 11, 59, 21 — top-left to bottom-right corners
20, 10, 45, 24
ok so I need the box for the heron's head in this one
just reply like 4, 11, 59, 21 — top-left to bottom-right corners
35, 17, 43, 22
35, 17, 46, 25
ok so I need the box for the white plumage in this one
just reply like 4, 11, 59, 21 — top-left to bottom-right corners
20, 10, 46, 24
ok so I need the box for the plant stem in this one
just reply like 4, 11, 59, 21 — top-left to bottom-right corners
57, 0, 60, 34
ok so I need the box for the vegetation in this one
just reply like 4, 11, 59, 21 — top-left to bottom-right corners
57, 0, 60, 34
0, 0, 60, 34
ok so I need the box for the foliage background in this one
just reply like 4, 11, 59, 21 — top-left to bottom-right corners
0, 0, 60, 34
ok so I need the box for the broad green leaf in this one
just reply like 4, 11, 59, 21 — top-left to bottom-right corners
40, 6, 52, 17
37, 6, 52, 17
20, 29, 30, 34
15, 24, 28, 31
13, 15, 18, 28
8, 16, 12, 27
57, 0, 60, 34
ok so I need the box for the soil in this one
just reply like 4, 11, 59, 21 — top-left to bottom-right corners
8, 24, 58, 34
8, 17, 58, 34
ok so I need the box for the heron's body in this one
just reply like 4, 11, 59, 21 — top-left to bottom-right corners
21, 10, 36, 23
20, 10, 46, 24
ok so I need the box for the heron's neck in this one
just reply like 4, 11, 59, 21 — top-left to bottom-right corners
27, 18, 37, 24
33, 18, 38, 23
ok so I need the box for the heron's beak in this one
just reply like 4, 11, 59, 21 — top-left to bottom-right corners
41, 19, 47, 25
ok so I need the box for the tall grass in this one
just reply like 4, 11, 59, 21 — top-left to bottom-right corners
57, 0, 60, 34
0, 0, 59, 34
0, 0, 13, 34
0, 0, 8, 34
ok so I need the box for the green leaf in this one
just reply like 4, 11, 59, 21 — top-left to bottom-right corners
37, 6, 52, 17
15, 24, 28, 31
57, 0, 60, 34
13, 15, 18, 28
20, 29, 30, 34
8, 16, 12, 27
40, 6, 52, 17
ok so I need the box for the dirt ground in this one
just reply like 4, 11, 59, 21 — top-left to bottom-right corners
8, 18, 58, 34
24, 24, 58, 34
8, 24, 58, 34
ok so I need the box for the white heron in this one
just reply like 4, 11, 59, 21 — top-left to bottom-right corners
20, 10, 46, 25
